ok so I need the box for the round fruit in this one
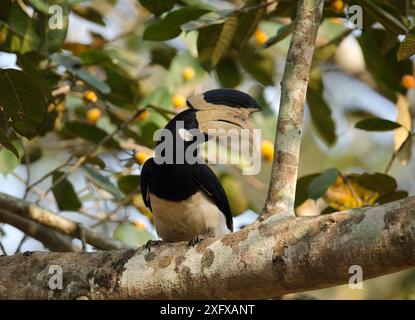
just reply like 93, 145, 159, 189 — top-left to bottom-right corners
137, 110, 149, 121
182, 67, 195, 81
254, 28, 268, 46
401, 75, 415, 89
261, 140, 274, 162
171, 94, 187, 109
83, 90, 98, 103
135, 151, 150, 165
87, 108, 101, 124
220, 175, 250, 216
331, 0, 344, 13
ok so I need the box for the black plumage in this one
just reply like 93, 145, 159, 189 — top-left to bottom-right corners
140, 89, 261, 244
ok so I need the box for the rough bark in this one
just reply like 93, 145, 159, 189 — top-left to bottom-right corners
1, 196, 414, 299
263, 0, 324, 218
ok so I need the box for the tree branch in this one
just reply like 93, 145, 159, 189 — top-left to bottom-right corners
0, 209, 80, 252
263, 0, 324, 218
0, 193, 126, 251
1, 196, 414, 299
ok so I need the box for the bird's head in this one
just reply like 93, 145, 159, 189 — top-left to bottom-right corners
156, 89, 262, 164
166, 88, 261, 141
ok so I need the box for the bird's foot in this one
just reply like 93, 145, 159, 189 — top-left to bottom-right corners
188, 232, 214, 247
145, 240, 163, 251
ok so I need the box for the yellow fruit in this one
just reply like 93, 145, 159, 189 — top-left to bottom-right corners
171, 94, 187, 109
401, 75, 415, 89
261, 140, 274, 162
182, 67, 195, 81
87, 108, 101, 124
133, 220, 145, 230
137, 110, 149, 121
331, 0, 344, 13
83, 90, 98, 103
254, 28, 268, 46
135, 151, 150, 165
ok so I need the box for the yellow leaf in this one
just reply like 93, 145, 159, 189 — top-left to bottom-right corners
394, 94, 412, 165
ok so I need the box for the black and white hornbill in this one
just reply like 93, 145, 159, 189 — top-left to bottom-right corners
140, 88, 262, 247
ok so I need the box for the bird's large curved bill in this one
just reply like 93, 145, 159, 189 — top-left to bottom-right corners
195, 110, 257, 149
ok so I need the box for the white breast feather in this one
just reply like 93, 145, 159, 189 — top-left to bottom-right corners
149, 191, 230, 242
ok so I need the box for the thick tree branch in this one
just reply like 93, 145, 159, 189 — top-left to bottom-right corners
263, 0, 324, 218
1, 196, 414, 299
0, 193, 125, 251
0, 209, 80, 252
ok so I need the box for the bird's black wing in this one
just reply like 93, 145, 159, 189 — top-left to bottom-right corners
192, 164, 233, 232
140, 158, 156, 211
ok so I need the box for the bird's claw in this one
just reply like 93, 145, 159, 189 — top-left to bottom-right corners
145, 240, 163, 251
188, 234, 210, 247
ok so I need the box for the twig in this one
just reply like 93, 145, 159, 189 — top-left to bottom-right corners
43, 109, 146, 198
26, 156, 74, 193
0, 209, 80, 252
14, 235, 27, 254
0, 193, 126, 250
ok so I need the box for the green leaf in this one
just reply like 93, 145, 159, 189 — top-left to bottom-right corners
51, 53, 110, 94
240, 45, 274, 86
295, 173, 320, 207
232, 0, 266, 50
71, 4, 105, 25
150, 45, 177, 69
79, 49, 113, 66
0, 140, 23, 175
261, 23, 294, 49
307, 73, 336, 145
358, 29, 412, 101
355, 118, 401, 131
0, 69, 47, 139
216, 57, 241, 88
16, 53, 53, 101
138, 0, 176, 16
3, 3, 40, 53
0, 112, 19, 158
197, 16, 238, 70
65, 121, 120, 148
308, 168, 340, 200
357, 0, 408, 36
0, 0, 11, 22
82, 166, 123, 201
143, 8, 209, 41
397, 27, 415, 61
34, 0, 69, 54
117, 175, 141, 195
182, 9, 234, 31
113, 222, 155, 247
377, 190, 408, 204
104, 68, 138, 108
27, 0, 50, 14
355, 172, 397, 195
52, 171, 82, 211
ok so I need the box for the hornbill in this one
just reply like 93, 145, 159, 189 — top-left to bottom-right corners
140, 88, 262, 248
